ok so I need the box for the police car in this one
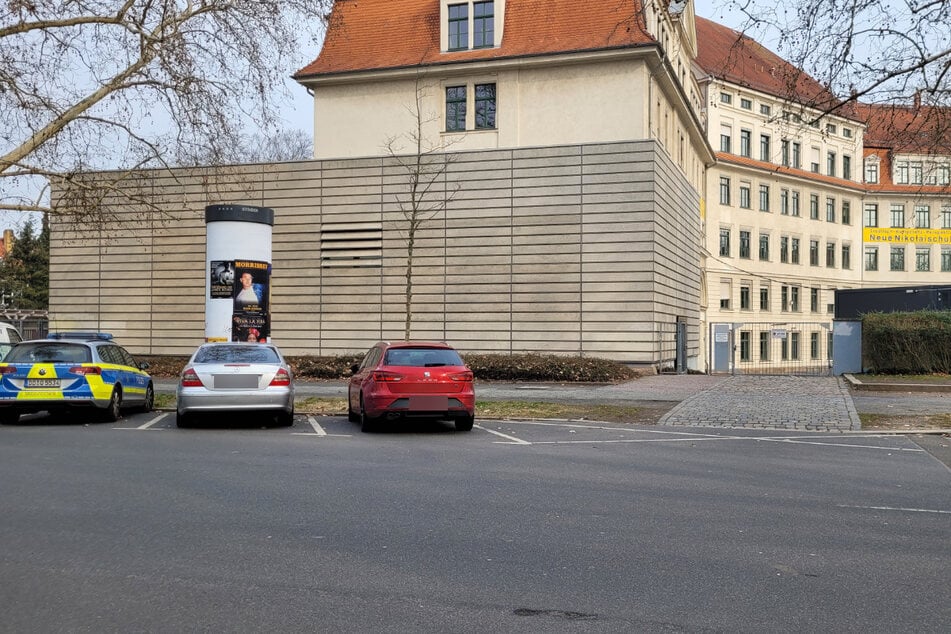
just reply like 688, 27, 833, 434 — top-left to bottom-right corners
0, 332, 153, 424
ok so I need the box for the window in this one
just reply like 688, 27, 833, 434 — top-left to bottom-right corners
896, 161, 909, 184
759, 332, 770, 361
826, 241, 835, 268
842, 244, 851, 269
826, 123, 837, 135
864, 203, 878, 227
916, 247, 931, 272
719, 228, 730, 257
942, 247, 951, 272
448, 4, 469, 50
911, 161, 923, 184
826, 197, 836, 223
720, 279, 732, 309
741, 97, 752, 110
827, 151, 836, 177
760, 104, 771, 116
781, 139, 790, 166
781, 285, 789, 312
740, 330, 751, 361
780, 236, 789, 263
792, 142, 801, 169
939, 165, 951, 185
759, 233, 769, 261
739, 182, 751, 209
842, 201, 851, 225
810, 147, 820, 173
791, 237, 800, 264
760, 134, 771, 161
890, 204, 905, 228
943, 206, 951, 229
811, 332, 820, 360
759, 185, 770, 212
740, 129, 752, 157
780, 189, 789, 215
445, 86, 467, 131
720, 92, 732, 104
810, 194, 819, 220
865, 246, 879, 271
843, 127, 852, 138
843, 155, 852, 180
915, 205, 931, 228
791, 286, 800, 312
810, 288, 819, 313
791, 190, 800, 217
890, 246, 905, 271
760, 285, 770, 311
474, 83, 496, 129
720, 124, 732, 152
719, 177, 731, 205
473, 1, 494, 48
810, 239, 820, 266
739, 230, 751, 259
865, 160, 879, 183
740, 285, 751, 310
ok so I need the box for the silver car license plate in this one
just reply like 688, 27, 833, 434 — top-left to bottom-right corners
26, 379, 60, 388
213, 375, 260, 389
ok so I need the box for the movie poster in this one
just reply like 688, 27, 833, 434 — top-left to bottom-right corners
209, 260, 235, 298
231, 259, 271, 342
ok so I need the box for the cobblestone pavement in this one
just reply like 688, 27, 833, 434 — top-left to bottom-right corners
658, 375, 861, 431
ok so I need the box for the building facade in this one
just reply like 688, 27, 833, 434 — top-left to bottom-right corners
47, 0, 951, 372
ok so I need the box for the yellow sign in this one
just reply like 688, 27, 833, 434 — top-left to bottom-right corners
863, 227, 951, 245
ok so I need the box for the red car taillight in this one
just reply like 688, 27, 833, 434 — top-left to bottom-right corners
269, 368, 291, 387
69, 366, 102, 376
448, 371, 474, 382
372, 371, 403, 382
180, 368, 203, 388
0, 366, 17, 375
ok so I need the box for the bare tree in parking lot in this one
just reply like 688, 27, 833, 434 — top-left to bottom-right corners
0, 0, 331, 222
383, 78, 460, 341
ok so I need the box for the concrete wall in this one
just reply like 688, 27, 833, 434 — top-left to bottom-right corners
49, 141, 702, 365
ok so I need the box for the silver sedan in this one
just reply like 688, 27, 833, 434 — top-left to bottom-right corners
176, 342, 295, 427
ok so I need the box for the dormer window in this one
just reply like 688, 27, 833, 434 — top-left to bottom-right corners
445, 1, 495, 51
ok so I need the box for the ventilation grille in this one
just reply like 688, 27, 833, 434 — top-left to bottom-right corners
320, 222, 382, 268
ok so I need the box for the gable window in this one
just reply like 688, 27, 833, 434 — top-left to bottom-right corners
473, 2, 494, 48
474, 83, 496, 129
865, 159, 879, 183
445, 86, 467, 131
448, 4, 468, 51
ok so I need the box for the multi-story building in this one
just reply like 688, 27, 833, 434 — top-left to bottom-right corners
46, 0, 951, 372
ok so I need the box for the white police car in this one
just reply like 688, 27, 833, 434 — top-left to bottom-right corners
0, 332, 153, 424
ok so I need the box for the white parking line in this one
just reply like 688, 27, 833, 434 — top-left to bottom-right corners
307, 416, 327, 436
475, 424, 531, 445
837, 504, 950, 515
114, 413, 167, 430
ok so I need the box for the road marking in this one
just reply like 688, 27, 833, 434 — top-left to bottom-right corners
837, 504, 950, 515
113, 413, 167, 430
307, 416, 327, 436
475, 424, 531, 445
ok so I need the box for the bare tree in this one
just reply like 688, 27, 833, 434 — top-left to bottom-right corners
718, 0, 950, 110
384, 79, 460, 340
0, 0, 331, 221
176, 129, 314, 166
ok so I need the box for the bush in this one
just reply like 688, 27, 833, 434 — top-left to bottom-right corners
863, 311, 951, 374
138, 352, 642, 382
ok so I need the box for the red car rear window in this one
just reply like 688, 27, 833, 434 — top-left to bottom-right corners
384, 348, 463, 367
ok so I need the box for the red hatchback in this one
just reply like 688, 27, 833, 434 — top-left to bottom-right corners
348, 341, 475, 432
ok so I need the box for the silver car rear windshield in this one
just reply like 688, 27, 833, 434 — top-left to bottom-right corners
194, 346, 281, 364
4, 342, 93, 364
384, 348, 463, 367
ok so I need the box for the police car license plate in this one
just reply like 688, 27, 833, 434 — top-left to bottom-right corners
26, 379, 60, 388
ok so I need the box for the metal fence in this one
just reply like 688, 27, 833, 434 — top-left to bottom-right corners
711, 321, 833, 376
0, 311, 49, 340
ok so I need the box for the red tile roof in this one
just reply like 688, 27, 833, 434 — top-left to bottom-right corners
694, 17, 849, 117
295, 0, 655, 79
854, 102, 951, 155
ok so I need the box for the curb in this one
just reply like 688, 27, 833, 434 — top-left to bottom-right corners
843, 373, 951, 393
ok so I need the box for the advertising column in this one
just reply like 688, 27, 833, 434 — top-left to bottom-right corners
205, 204, 274, 343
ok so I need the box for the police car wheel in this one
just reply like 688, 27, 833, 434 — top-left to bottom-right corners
102, 387, 122, 422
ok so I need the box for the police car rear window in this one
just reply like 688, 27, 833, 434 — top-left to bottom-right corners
5, 343, 93, 364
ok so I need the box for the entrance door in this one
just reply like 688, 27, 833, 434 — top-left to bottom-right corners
711, 324, 732, 374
